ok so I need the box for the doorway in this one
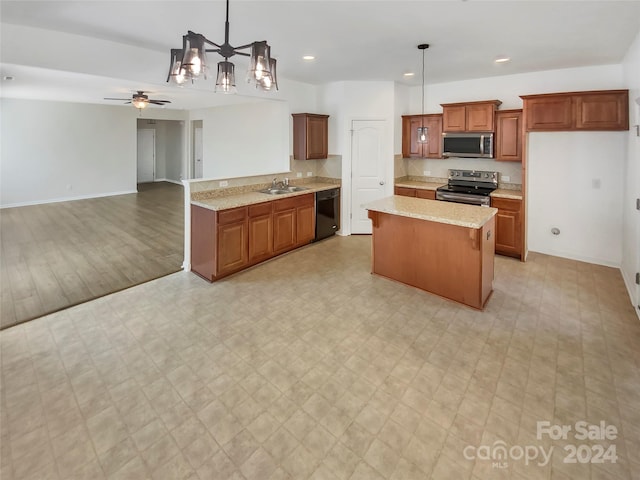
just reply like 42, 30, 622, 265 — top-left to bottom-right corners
137, 128, 156, 183
350, 119, 388, 234
192, 120, 203, 179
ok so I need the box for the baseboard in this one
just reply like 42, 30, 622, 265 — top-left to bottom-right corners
527, 248, 620, 269
154, 178, 183, 186
1, 190, 138, 209
621, 268, 640, 320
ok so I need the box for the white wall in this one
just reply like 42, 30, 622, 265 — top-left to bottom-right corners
190, 100, 289, 179
621, 30, 640, 313
527, 132, 626, 267
137, 119, 185, 183
1, 98, 139, 207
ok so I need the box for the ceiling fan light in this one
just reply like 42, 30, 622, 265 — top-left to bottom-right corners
133, 99, 148, 109
215, 61, 237, 94
247, 41, 272, 83
181, 33, 208, 79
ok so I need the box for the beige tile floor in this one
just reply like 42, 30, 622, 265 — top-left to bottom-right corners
1, 235, 639, 480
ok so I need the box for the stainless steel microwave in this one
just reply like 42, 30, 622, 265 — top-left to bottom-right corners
442, 132, 494, 158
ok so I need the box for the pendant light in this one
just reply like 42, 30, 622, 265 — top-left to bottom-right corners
417, 44, 430, 144
167, 0, 278, 93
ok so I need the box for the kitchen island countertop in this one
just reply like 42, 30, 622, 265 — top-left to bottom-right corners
364, 195, 497, 229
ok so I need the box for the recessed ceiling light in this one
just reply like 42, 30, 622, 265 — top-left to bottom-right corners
403, 72, 415, 77
302, 55, 315, 61
494, 55, 511, 64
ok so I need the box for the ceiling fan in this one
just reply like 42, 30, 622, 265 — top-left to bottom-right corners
103, 90, 171, 109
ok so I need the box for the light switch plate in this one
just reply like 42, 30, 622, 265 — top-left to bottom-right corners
307, 172, 313, 177
423, 170, 431, 176
296, 172, 302, 178
502, 175, 510, 182
219, 180, 228, 187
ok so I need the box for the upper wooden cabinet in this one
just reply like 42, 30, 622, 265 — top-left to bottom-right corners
401, 114, 443, 158
441, 100, 502, 132
521, 90, 629, 131
292, 113, 329, 160
495, 109, 523, 162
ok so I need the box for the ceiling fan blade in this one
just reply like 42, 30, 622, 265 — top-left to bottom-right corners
104, 97, 131, 101
149, 100, 171, 105
124, 101, 132, 104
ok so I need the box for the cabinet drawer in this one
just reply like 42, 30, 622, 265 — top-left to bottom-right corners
217, 206, 247, 225
395, 186, 416, 197
491, 197, 521, 211
249, 202, 272, 217
273, 193, 313, 211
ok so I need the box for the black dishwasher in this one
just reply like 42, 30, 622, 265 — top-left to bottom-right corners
315, 188, 340, 241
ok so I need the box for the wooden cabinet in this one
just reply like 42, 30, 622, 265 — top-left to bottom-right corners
521, 90, 628, 131
491, 197, 522, 258
495, 109, 522, 162
292, 113, 329, 160
248, 202, 273, 264
191, 192, 318, 282
394, 186, 436, 200
273, 193, 315, 254
401, 114, 443, 158
441, 100, 502, 132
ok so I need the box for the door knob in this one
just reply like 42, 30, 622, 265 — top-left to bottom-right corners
379, 181, 385, 185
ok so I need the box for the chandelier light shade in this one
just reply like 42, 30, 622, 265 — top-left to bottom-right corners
215, 61, 237, 94
417, 43, 430, 144
167, 0, 278, 93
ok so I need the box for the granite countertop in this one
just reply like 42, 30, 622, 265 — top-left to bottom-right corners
490, 189, 523, 200
192, 182, 339, 211
364, 195, 497, 229
394, 180, 444, 191
395, 179, 523, 201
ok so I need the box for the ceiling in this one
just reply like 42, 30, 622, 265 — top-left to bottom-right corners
1, 1, 639, 110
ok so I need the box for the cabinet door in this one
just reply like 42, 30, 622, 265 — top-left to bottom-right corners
416, 189, 436, 200
306, 116, 328, 159
273, 209, 296, 254
191, 205, 216, 281
492, 198, 522, 257
575, 92, 629, 130
394, 186, 416, 197
466, 103, 495, 131
248, 214, 273, 264
296, 204, 315, 246
424, 115, 443, 158
524, 96, 573, 131
442, 105, 466, 132
217, 221, 248, 275
495, 110, 522, 162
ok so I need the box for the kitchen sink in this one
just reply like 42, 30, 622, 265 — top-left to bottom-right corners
258, 186, 308, 195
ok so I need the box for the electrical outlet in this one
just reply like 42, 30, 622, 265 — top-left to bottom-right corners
423, 170, 431, 176
296, 172, 302, 178
307, 172, 313, 177
502, 175, 510, 182
219, 180, 228, 187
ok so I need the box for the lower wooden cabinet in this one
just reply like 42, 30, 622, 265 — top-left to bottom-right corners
248, 203, 273, 264
491, 197, 522, 258
394, 186, 436, 200
191, 193, 316, 282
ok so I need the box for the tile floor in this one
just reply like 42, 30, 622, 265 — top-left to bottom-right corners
1, 235, 639, 480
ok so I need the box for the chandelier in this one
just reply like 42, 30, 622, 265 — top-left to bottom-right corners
167, 0, 278, 94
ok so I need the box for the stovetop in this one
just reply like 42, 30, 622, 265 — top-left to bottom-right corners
436, 184, 495, 197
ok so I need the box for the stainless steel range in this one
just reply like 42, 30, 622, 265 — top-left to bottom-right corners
436, 169, 498, 206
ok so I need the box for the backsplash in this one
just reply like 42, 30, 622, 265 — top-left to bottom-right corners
397, 155, 522, 186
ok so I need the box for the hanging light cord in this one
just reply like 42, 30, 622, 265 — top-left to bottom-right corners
417, 44, 429, 142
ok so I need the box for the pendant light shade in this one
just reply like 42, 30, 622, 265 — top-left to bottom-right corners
215, 61, 237, 94
181, 33, 208, 79
417, 44, 430, 145
247, 41, 272, 83
168, 0, 278, 94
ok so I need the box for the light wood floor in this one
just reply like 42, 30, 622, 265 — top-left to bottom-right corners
0, 182, 184, 329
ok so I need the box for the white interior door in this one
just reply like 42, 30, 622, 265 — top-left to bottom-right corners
351, 120, 387, 234
194, 127, 203, 179
137, 129, 155, 183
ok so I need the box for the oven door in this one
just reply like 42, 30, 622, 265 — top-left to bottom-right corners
436, 190, 491, 206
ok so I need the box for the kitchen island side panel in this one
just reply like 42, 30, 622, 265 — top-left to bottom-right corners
368, 210, 494, 309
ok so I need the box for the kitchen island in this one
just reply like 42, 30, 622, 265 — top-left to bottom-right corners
364, 196, 497, 309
